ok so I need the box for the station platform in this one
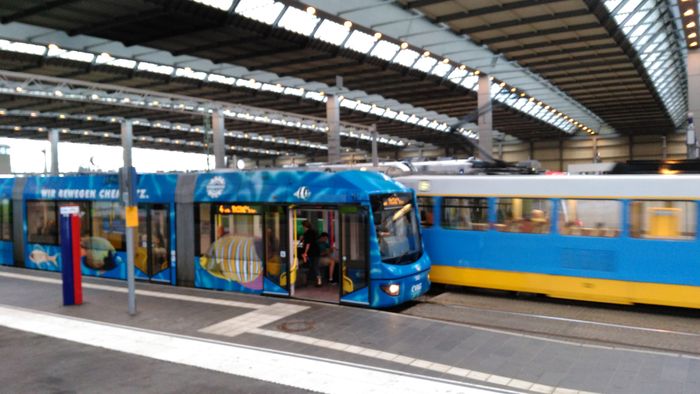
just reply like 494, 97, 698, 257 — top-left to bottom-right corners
0, 266, 697, 394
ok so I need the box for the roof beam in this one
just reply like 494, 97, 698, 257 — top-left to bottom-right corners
495, 34, 611, 53
68, 9, 165, 36
404, 0, 451, 8
0, 0, 79, 23
460, 9, 591, 35
478, 23, 602, 45
508, 43, 619, 61
436, 0, 567, 23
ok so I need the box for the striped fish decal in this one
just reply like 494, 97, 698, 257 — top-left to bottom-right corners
202, 235, 263, 287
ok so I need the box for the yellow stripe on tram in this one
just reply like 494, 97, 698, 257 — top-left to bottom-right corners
430, 265, 700, 309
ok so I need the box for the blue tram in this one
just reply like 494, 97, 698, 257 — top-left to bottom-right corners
176, 170, 430, 308
397, 174, 700, 309
8, 170, 429, 308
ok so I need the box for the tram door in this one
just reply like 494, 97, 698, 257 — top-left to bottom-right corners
291, 207, 340, 303
339, 206, 369, 305
262, 206, 290, 296
136, 203, 170, 281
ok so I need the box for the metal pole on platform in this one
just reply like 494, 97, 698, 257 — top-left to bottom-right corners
49, 129, 59, 174
212, 109, 226, 169
370, 124, 378, 167
121, 120, 136, 316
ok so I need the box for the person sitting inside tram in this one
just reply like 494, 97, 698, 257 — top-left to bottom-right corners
301, 220, 321, 287
317, 232, 337, 284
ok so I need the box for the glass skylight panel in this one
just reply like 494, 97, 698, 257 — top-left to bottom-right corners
261, 83, 285, 93
417, 118, 430, 127
208, 74, 236, 85
340, 99, 359, 110
430, 62, 452, 78
235, 0, 284, 25
521, 101, 536, 114
283, 87, 304, 96
446, 67, 467, 83
461, 75, 478, 91
370, 106, 385, 116
394, 49, 419, 67
383, 108, 398, 119
0, 40, 45, 56
489, 83, 502, 98
413, 56, 437, 73
356, 102, 372, 112
194, 0, 234, 11
137, 62, 174, 75
48, 49, 94, 63
175, 68, 206, 80
513, 98, 527, 110
314, 20, 350, 46
345, 31, 376, 54
278, 6, 319, 36
370, 40, 399, 61
305, 91, 326, 102
235, 78, 261, 89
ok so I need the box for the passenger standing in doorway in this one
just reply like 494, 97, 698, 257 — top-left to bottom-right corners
301, 220, 321, 287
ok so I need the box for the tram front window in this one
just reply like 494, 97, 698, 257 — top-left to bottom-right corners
370, 193, 422, 265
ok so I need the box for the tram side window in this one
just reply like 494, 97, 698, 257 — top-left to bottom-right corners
196, 203, 211, 255
417, 197, 434, 227
629, 200, 696, 240
441, 197, 488, 231
496, 198, 551, 234
558, 199, 621, 237
27, 201, 58, 244
0, 199, 10, 241
92, 201, 126, 251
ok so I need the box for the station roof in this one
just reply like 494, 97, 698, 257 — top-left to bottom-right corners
0, 0, 690, 159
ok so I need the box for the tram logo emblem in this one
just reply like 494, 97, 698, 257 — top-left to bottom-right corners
206, 176, 226, 199
293, 186, 311, 200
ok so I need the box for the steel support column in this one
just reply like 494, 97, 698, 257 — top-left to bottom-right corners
49, 129, 59, 175
121, 120, 136, 316
371, 124, 378, 167
327, 95, 341, 164
478, 74, 493, 159
212, 110, 226, 169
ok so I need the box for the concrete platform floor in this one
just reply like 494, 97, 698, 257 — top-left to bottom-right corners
0, 265, 698, 393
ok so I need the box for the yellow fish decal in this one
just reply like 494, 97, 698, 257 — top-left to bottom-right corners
200, 235, 263, 287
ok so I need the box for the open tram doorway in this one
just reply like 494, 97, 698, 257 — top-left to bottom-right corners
289, 206, 370, 305
291, 207, 341, 303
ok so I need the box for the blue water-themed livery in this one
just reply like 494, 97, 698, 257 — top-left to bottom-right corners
191, 170, 431, 308
22, 173, 177, 284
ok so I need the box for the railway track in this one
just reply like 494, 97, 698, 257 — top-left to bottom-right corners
400, 288, 700, 357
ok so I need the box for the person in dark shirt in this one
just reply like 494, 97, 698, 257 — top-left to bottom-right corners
301, 220, 321, 287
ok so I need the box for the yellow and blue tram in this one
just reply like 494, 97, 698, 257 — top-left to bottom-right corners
397, 174, 700, 309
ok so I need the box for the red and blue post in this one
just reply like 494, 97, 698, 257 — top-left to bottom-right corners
59, 205, 82, 306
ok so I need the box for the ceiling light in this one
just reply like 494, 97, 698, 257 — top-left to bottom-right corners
690, 32, 698, 39
30, 112, 37, 117
688, 21, 696, 28
15, 86, 23, 93
54, 90, 63, 97
13, 126, 20, 131
47, 43, 59, 50
474, 70, 480, 75
422, 50, 430, 57
459, 65, 466, 70
343, 21, 352, 29
684, 8, 694, 17
400, 42, 408, 49
442, 58, 449, 64
373, 32, 382, 40
58, 114, 66, 119
691, 41, 699, 47
499, 82, 506, 87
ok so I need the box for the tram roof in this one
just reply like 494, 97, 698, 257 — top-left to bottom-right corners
397, 174, 700, 199
193, 169, 411, 204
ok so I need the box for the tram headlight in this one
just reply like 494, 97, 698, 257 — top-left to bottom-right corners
381, 283, 401, 296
